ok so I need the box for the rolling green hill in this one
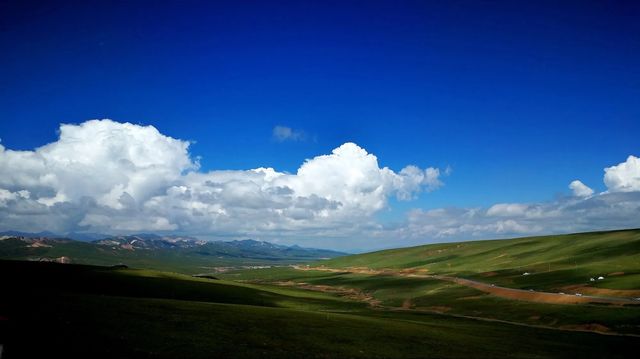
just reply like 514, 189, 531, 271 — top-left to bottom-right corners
3, 230, 640, 357
2, 260, 639, 358
320, 229, 640, 291
219, 229, 640, 337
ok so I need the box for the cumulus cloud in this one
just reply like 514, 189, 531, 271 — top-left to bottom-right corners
136, 142, 443, 237
604, 155, 640, 192
0, 120, 443, 239
272, 125, 306, 142
0, 119, 196, 209
371, 155, 640, 248
378, 191, 640, 246
2, 119, 637, 250
569, 180, 594, 197
487, 203, 530, 217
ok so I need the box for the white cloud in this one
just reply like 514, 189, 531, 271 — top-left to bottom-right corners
1, 119, 637, 251
0, 119, 196, 210
604, 155, 640, 192
0, 120, 443, 239
569, 180, 594, 197
370, 155, 640, 249
0, 189, 30, 207
487, 203, 530, 217
139, 142, 444, 235
378, 191, 640, 247
272, 125, 306, 142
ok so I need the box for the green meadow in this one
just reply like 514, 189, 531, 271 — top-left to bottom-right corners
320, 229, 640, 291
3, 229, 640, 358
221, 230, 640, 336
2, 259, 639, 359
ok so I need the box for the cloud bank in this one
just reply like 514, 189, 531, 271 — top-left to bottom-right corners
0, 120, 442, 240
377, 155, 640, 246
1, 119, 638, 250
389, 192, 640, 243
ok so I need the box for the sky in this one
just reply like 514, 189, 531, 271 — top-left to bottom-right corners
0, 0, 639, 251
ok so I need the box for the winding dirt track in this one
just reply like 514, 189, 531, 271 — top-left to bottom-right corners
433, 275, 637, 305
294, 266, 640, 305
278, 266, 640, 337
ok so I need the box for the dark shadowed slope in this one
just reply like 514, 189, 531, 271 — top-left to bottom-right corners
2, 260, 639, 359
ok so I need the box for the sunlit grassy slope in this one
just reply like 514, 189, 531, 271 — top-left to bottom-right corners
218, 229, 640, 335
320, 229, 640, 291
221, 265, 640, 335
3, 260, 639, 358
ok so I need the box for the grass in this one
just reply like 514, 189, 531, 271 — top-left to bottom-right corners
12, 294, 638, 359
0, 237, 308, 274
319, 229, 640, 292
222, 267, 640, 334
3, 229, 640, 357
3, 259, 640, 358
219, 230, 640, 335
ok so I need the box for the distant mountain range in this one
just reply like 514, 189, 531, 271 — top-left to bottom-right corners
0, 230, 110, 241
0, 232, 347, 273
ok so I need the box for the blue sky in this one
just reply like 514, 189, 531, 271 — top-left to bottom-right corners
1, 1, 639, 250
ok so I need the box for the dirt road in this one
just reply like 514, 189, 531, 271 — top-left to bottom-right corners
294, 265, 640, 305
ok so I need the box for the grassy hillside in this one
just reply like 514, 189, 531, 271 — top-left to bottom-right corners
219, 229, 640, 336
320, 229, 640, 291
2, 260, 639, 358
221, 266, 640, 335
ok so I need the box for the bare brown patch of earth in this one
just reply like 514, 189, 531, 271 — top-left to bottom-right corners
398, 268, 429, 275
561, 284, 640, 298
446, 277, 617, 305
458, 294, 489, 301
401, 298, 413, 309
419, 306, 451, 313
29, 241, 52, 248
560, 324, 610, 333
270, 280, 382, 308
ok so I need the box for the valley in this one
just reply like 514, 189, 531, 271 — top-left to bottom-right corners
2, 229, 640, 358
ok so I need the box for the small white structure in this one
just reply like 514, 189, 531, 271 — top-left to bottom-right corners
597, 276, 605, 280
590, 278, 595, 282
522, 272, 530, 276
575, 293, 583, 297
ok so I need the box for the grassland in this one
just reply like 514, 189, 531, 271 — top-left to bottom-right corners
321, 229, 640, 292
221, 266, 640, 335
220, 229, 640, 336
3, 229, 640, 358
0, 237, 335, 274
2, 259, 639, 358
